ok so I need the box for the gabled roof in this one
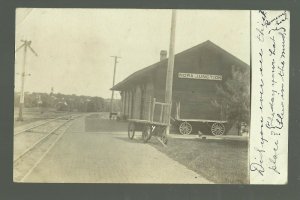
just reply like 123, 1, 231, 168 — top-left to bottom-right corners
111, 40, 249, 91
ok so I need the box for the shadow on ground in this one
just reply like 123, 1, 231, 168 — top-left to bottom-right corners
84, 115, 128, 132
113, 135, 145, 144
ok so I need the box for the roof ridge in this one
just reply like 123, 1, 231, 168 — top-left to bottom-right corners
111, 40, 211, 90
111, 40, 249, 90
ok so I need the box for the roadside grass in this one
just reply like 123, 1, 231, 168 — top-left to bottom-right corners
150, 137, 249, 184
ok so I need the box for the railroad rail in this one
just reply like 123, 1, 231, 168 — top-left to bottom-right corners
14, 115, 73, 136
13, 114, 82, 182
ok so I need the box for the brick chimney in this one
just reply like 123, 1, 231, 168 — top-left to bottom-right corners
160, 50, 167, 61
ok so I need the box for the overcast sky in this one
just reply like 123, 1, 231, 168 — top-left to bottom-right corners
15, 9, 250, 98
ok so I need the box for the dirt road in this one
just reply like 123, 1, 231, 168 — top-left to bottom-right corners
22, 115, 211, 183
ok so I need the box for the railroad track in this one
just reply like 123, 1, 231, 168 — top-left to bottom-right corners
13, 114, 82, 182
14, 115, 74, 136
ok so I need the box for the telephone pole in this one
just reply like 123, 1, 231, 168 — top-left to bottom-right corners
165, 10, 177, 135
110, 56, 121, 119
15, 40, 38, 121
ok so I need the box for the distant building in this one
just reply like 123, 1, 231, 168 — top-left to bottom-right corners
50, 87, 54, 96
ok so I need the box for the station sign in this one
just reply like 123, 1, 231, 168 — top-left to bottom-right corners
178, 73, 222, 81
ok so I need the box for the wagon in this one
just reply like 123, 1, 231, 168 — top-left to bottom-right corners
127, 98, 170, 145
174, 101, 227, 136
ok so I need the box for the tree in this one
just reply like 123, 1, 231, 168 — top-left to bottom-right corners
213, 66, 250, 135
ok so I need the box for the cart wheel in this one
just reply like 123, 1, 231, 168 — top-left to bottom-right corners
128, 122, 135, 139
179, 121, 192, 135
211, 123, 225, 136
142, 125, 152, 143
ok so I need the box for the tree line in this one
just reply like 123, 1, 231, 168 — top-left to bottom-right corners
14, 92, 121, 113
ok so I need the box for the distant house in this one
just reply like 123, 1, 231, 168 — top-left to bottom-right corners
111, 40, 249, 134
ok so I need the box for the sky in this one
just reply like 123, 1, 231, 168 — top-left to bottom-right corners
15, 9, 250, 98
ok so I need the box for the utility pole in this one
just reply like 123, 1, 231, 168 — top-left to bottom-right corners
15, 40, 38, 121
164, 10, 177, 135
110, 56, 121, 119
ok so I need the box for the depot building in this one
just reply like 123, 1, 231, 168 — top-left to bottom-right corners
111, 40, 249, 134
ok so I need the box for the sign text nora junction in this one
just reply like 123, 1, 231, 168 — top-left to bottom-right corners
178, 72, 222, 81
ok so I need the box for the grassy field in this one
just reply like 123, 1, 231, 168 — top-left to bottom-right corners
150, 137, 249, 184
